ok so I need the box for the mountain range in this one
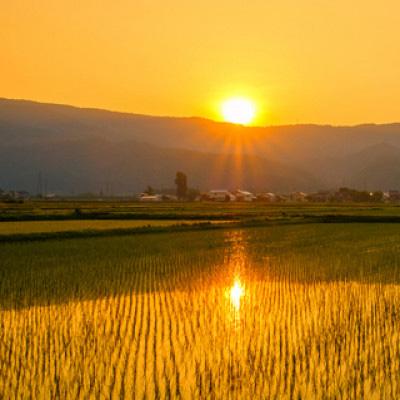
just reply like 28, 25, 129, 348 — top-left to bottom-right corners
1, 98, 400, 195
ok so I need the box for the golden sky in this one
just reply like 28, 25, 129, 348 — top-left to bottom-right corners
1, 0, 400, 125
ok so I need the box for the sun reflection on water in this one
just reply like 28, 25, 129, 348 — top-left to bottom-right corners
223, 231, 249, 330
230, 278, 244, 311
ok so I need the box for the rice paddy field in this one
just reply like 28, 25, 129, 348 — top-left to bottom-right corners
0, 219, 223, 236
2, 200, 400, 222
1, 223, 400, 398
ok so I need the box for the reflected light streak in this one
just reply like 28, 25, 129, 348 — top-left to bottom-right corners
230, 278, 244, 311
224, 231, 248, 328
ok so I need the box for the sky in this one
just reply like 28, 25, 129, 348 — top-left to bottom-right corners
1, 0, 400, 126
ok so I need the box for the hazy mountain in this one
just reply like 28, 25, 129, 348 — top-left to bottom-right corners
0, 138, 319, 195
343, 143, 400, 190
1, 98, 400, 193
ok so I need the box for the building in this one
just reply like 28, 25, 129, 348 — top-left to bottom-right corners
161, 194, 178, 201
388, 190, 400, 202
290, 192, 308, 202
257, 192, 278, 202
138, 193, 162, 202
234, 190, 256, 202
207, 190, 236, 202
0, 190, 30, 202
307, 191, 332, 202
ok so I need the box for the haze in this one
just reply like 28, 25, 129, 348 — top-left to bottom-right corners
1, 0, 400, 125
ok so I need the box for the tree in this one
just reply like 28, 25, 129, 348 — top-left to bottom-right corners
370, 191, 383, 202
186, 188, 200, 201
175, 172, 188, 200
145, 186, 155, 195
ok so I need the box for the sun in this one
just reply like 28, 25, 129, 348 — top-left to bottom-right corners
221, 97, 256, 125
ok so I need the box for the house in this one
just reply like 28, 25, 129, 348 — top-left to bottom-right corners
207, 190, 236, 202
333, 188, 382, 203
388, 190, 400, 202
257, 192, 278, 202
290, 192, 308, 202
161, 194, 178, 201
0, 190, 30, 203
138, 193, 162, 202
234, 190, 256, 202
306, 191, 332, 202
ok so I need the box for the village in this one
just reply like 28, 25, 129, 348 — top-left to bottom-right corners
3, 187, 400, 204
137, 188, 400, 203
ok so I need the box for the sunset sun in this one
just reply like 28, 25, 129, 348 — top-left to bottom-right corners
221, 98, 256, 125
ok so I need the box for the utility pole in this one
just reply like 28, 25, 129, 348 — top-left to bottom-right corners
37, 172, 43, 197
44, 177, 48, 197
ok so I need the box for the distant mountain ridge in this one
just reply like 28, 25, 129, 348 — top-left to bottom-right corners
1, 98, 400, 194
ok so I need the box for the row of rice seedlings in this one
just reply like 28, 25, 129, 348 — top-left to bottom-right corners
1, 225, 400, 398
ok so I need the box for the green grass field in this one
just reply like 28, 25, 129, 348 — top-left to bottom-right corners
1, 223, 400, 398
